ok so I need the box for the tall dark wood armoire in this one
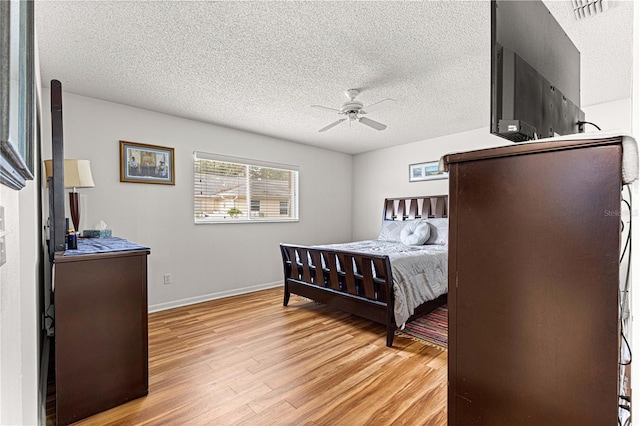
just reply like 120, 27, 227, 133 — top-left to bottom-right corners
444, 137, 625, 425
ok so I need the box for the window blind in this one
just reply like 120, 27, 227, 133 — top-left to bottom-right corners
194, 151, 299, 223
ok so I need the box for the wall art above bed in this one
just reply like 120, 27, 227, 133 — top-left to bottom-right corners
409, 160, 448, 182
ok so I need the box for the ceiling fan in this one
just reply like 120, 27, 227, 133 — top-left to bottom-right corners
311, 89, 395, 132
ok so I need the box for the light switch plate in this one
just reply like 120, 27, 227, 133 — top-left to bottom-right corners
0, 236, 6, 267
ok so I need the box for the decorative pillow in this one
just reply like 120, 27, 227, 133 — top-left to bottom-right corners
425, 218, 448, 245
400, 220, 430, 245
377, 220, 404, 242
378, 219, 422, 242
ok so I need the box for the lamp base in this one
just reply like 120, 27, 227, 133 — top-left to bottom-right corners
69, 191, 80, 232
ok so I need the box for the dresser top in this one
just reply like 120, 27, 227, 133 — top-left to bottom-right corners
55, 237, 150, 262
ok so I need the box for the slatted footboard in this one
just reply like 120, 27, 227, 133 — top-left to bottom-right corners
280, 244, 398, 346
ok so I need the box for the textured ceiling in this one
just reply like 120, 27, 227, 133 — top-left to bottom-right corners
35, 1, 634, 155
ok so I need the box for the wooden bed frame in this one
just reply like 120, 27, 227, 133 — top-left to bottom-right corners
280, 196, 448, 347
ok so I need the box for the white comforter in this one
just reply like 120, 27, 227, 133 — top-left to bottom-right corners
312, 240, 448, 327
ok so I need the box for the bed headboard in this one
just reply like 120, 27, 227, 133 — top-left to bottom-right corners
382, 195, 448, 221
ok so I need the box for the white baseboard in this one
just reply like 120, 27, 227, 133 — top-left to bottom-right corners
148, 281, 283, 313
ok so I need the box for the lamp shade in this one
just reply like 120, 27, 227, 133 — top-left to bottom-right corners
44, 159, 95, 188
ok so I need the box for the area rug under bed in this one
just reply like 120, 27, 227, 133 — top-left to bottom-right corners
395, 305, 448, 351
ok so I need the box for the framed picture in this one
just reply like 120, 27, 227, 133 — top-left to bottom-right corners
120, 140, 175, 185
0, 0, 36, 190
409, 160, 448, 182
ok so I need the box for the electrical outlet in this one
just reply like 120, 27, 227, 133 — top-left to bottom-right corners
163, 274, 172, 285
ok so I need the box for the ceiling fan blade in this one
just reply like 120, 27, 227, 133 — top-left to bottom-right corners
358, 116, 387, 131
318, 119, 346, 132
361, 98, 395, 114
311, 104, 341, 113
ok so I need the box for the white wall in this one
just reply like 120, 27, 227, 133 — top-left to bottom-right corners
0, 182, 40, 426
41, 91, 353, 311
583, 98, 632, 132
0, 187, 23, 425
18, 179, 40, 426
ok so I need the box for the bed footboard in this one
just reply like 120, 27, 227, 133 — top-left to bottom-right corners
280, 243, 398, 346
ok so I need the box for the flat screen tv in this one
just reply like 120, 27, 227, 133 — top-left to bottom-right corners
491, 0, 585, 142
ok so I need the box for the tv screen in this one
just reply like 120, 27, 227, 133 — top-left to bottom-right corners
491, 0, 585, 142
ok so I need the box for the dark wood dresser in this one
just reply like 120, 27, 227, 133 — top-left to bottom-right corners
53, 241, 150, 425
444, 137, 624, 425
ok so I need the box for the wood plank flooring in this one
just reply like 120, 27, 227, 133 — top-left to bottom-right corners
49, 287, 447, 425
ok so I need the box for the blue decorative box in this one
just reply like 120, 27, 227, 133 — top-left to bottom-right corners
82, 229, 112, 238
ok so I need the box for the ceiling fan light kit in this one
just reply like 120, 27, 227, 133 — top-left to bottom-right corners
312, 89, 394, 132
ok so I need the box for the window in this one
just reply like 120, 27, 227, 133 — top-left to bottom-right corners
194, 151, 299, 223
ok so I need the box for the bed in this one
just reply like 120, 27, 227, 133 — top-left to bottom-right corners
280, 195, 448, 347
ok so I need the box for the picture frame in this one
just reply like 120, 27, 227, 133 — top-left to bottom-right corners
409, 160, 448, 182
0, 0, 36, 190
120, 140, 175, 185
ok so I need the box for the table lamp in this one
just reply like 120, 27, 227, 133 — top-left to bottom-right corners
45, 159, 95, 232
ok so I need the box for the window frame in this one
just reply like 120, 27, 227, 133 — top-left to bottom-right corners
194, 151, 299, 224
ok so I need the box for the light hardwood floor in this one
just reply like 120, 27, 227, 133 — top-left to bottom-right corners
49, 287, 447, 425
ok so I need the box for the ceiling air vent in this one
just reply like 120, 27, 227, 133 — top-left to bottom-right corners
568, 0, 611, 20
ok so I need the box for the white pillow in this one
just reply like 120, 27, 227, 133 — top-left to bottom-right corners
400, 220, 430, 245
378, 219, 422, 242
425, 218, 448, 245
378, 220, 404, 241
